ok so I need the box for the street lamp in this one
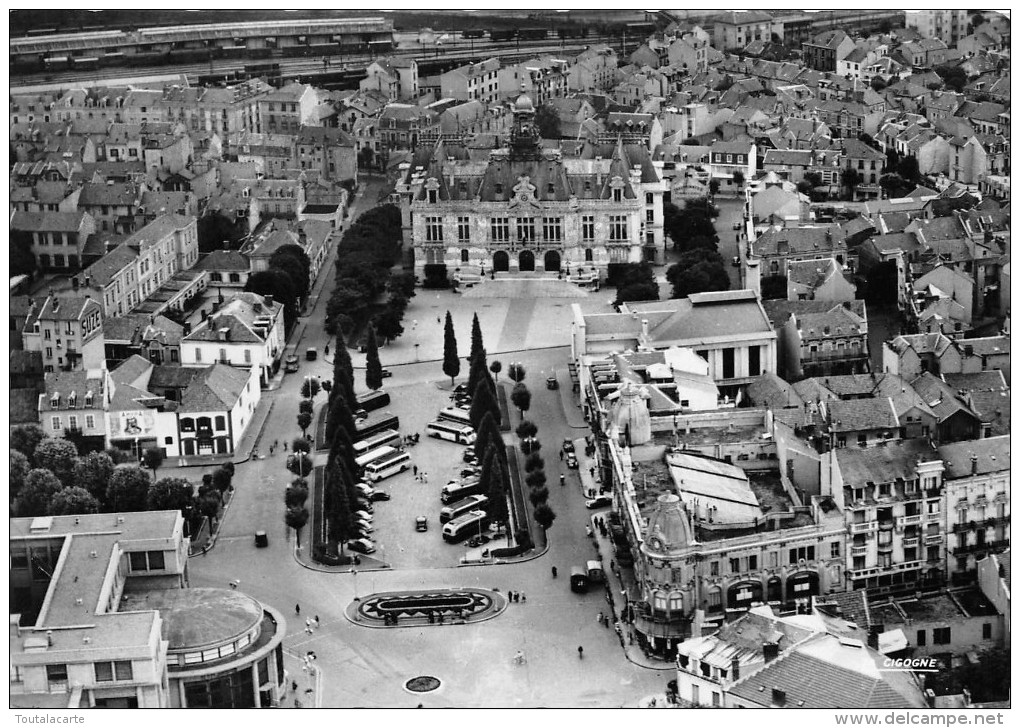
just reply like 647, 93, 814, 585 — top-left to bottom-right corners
415, 344, 420, 362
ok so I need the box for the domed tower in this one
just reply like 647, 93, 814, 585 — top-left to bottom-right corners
636, 493, 697, 651
510, 88, 541, 159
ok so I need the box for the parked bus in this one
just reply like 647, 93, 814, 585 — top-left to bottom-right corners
355, 411, 400, 440
426, 420, 476, 445
438, 406, 473, 427
363, 451, 412, 483
354, 445, 397, 470
440, 479, 484, 504
356, 389, 391, 413
440, 494, 489, 523
442, 510, 488, 543
353, 429, 401, 458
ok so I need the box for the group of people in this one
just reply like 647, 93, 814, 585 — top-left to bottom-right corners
506, 590, 526, 603
592, 516, 609, 538
412, 466, 429, 483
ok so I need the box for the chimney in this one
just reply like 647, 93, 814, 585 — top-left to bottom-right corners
771, 687, 786, 706
763, 642, 779, 662
745, 257, 761, 296
868, 626, 882, 651
641, 319, 649, 339
971, 454, 978, 475
265, 294, 274, 308
731, 656, 740, 681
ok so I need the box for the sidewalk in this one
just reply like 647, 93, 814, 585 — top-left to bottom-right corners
572, 438, 674, 672
281, 647, 322, 709
555, 366, 587, 429
164, 395, 275, 470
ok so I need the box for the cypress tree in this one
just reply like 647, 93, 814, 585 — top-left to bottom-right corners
486, 454, 510, 537
325, 390, 358, 447
364, 324, 383, 391
442, 311, 460, 386
325, 457, 355, 552
332, 340, 356, 408
467, 347, 493, 401
469, 377, 501, 429
473, 411, 504, 468
469, 312, 484, 366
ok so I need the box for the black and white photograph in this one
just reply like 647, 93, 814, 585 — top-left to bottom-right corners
7, 7, 1011, 715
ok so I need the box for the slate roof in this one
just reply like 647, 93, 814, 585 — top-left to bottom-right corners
786, 258, 846, 289
815, 590, 873, 630
123, 213, 194, 251
835, 439, 940, 485
180, 364, 251, 412
10, 389, 41, 425
745, 372, 804, 410
796, 306, 866, 341
10, 350, 44, 377
826, 397, 898, 432
753, 225, 846, 258
910, 372, 980, 423
937, 435, 1010, 479
625, 290, 774, 343
195, 250, 250, 272
81, 244, 138, 287
728, 634, 927, 709
942, 370, 1008, 394
763, 299, 866, 328
10, 210, 88, 232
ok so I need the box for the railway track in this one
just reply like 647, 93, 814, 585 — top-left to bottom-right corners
11, 36, 638, 90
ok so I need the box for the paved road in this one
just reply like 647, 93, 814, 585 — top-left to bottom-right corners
187, 191, 671, 706
713, 197, 745, 290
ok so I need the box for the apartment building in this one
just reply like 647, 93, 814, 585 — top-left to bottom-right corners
22, 294, 105, 376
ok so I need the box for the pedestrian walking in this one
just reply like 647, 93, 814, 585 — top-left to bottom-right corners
577, 646, 584, 659
604, 616, 610, 629
284, 441, 288, 451
521, 593, 526, 603
291, 680, 298, 692
508, 590, 515, 602
269, 445, 275, 456
413, 465, 419, 477
586, 525, 593, 538
422, 472, 428, 484
295, 604, 301, 615
597, 612, 604, 625
314, 615, 320, 627
560, 474, 566, 487
324, 344, 330, 356
559, 449, 564, 461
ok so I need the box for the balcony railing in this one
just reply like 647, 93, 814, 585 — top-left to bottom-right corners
953, 539, 1009, 557
898, 514, 922, 527
952, 517, 1005, 533
924, 534, 944, 545
850, 521, 876, 534
902, 537, 920, 548
851, 545, 868, 557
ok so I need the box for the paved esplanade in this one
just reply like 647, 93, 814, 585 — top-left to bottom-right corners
187, 185, 670, 706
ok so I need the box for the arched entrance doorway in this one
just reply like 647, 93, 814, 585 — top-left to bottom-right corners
766, 577, 783, 604
727, 581, 763, 611
787, 572, 820, 610
519, 250, 535, 272
543, 250, 561, 272
493, 251, 510, 272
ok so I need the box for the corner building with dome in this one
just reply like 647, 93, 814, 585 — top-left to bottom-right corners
397, 91, 666, 279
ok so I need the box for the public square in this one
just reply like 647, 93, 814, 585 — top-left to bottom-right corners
185, 182, 672, 707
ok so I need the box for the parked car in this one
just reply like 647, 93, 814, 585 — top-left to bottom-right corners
347, 538, 376, 554
415, 516, 428, 532
732, 256, 740, 267
254, 530, 268, 548
284, 355, 300, 373
355, 521, 374, 534
463, 448, 476, 463
586, 495, 613, 509
732, 222, 742, 230
467, 534, 490, 548
546, 376, 559, 390
381, 368, 393, 379
460, 467, 481, 478
566, 452, 579, 469
562, 438, 575, 453
354, 510, 373, 522
305, 347, 318, 361
369, 491, 391, 502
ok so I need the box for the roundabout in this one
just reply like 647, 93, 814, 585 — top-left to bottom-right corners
345, 588, 506, 628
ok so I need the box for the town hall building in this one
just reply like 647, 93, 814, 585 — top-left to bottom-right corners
398, 91, 665, 279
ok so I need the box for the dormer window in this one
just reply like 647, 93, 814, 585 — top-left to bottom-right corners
68, 392, 76, 408
495, 183, 503, 194
50, 394, 60, 409
613, 188, 622, 202
428, 189, 437, 203
85, 391, 94, 408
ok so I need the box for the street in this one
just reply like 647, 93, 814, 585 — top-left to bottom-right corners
186, 182, 671, 706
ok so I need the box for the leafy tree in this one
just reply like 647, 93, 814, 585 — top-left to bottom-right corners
732, 170, 745, 187
245, 270, 299, 329
842, 166, 862, 196
863, 260, 900, 305
897, 155, 920, 183
507, 363, 526, 383
104, 448, 133, 465
297, 412, 313, 437
879, 173, 907, 197
288, 453, 313, 478
10, 422, 45, 456
372, 306, 405, 344
510, 383, 531, 417
535, 104, 561, 138
667, 199, 718, 251
11, 451, 31, 505
708, 179, 720, 196
33, 437, 79, 486
489, 360, 502, 381
212, 466, 233, 495
933, 63, 967, 93
300, 378, 321, 400
299, 398, 315, 415
142, 447, 164, 477
197, 211, 246, 253
72, 452, 115, 503
10, 235, 35, 278
528, 486, 550, 507
870, 75, 887, 91
270, 245, 311, 302
147, 477, 194, 514
49, 486, 101, 516
292, 437, 313, 453
197, 492, 221, 524
285, 481, 310, 508
525, 469, 547, 489
285, 506, 310, 546
364, 324, 383, 391
469, 378, 501, 429
616, 281, 660, 305
533, 503, 557, 530
523, 452, 544, 472
18, 469, 63, 516
803, 172, 824, 189
760, 275, 788, 300
390, 271, 416, 299
442, 311, 460, 386
668, 259, 729, 298
520, 437, 542, 454
516, 420, 538, 440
